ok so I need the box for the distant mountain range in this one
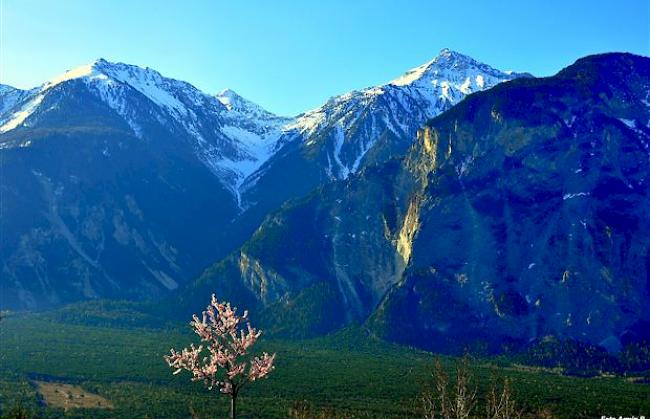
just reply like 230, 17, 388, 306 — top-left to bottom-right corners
3, 50, 649, 360
0, 49, 521, 309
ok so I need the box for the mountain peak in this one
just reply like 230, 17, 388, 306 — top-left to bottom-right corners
1, 58, 217, 135
388, 49, 517, 88
437, 47, 467, 60
43, 58, 176, 93
45, 61, 105, 89
216, 88, 238, 97
216, 88, 245, 110
216, 88, 287, 121
0, 83, 20, 94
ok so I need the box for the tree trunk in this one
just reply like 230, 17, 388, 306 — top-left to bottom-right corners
230, 394, 237, 419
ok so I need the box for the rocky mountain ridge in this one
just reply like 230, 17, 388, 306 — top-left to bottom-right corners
179, 53, 650, 355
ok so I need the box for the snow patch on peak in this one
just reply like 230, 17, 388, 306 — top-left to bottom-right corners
383, 49, 522, 116
216, 88, 290, 122
476, 74, 485, 88
215, 88, 241, 110
389, 49, 467, 86
0, 94, 44, 133
388, 48, 513, 89
46, 61, 105, 89
390, 59, 437, 86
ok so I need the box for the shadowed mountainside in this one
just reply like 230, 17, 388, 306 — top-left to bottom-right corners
178, 53, 650, 355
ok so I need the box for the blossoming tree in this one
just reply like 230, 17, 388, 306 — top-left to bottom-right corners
164, 294, 276, 419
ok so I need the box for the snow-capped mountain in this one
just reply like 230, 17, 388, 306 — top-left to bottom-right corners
0, 50, 523, 207
0, 50, 526, 309
0, 59, 294, 308
292, 48, 527, 178
0, 59, 288, 201
239, 48, 527, 213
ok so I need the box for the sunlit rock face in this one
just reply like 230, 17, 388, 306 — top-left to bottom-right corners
371, 52, 650, 352
182, 53, 650, 353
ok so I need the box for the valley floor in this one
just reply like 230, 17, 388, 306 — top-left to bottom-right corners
1, 313, 649, 418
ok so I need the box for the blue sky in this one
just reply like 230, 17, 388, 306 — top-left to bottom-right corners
1, 0, 648, 115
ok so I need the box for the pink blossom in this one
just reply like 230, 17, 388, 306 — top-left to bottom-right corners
248, 352, 276, 381
164, 294, 276, 418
